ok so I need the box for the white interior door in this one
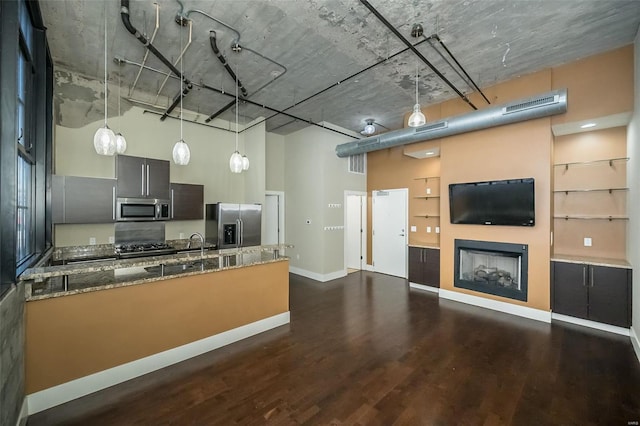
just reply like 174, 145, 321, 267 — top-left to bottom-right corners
264, 194, 279, 245
346, 194, 364, 269
372, 189, 407, 278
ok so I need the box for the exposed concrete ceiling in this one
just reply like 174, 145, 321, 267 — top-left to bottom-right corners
41, 0, 640, 136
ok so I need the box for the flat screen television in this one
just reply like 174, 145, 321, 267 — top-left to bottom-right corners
449, 178, 535, 226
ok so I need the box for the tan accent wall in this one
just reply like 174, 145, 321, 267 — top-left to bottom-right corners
25, 261, 289, 394
371, 46, 634, 310
553, 127, 628, 259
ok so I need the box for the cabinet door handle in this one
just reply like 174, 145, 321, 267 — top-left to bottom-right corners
590, 266, 594, 287
582, 266, 587, 287
141, 164, 145, 196
171, 189, 174, 219
146, 164, 150, 196
112, 186, 116, 220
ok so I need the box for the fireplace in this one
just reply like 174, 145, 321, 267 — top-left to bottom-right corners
454, 239, 528, 301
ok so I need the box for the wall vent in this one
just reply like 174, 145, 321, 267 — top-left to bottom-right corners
503, 95, 558, 114
348, 153, 366, 174
416, 121, 448, 133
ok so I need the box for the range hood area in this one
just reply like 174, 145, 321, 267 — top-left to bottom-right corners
335, 89, 568, 158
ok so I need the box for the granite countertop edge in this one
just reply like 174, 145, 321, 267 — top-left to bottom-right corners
551, 254, 631, 269
25, 256, 289, 302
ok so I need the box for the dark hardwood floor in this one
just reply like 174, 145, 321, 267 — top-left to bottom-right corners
28, 272, 640, 425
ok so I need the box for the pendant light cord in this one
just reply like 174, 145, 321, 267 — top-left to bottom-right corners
235, 63, 238, 152
415, 63, 419, 104
180, 25, 183, 141
104, 5, 108, 126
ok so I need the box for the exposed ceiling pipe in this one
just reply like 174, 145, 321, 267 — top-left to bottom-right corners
129, 2, 159, 96
335, 89, 567, 157
359, 0, 477, 111
432, 35, 490, 105
177, 5, 242, 50
209, 31, 248, 98
154, 19, 192, 104
162, 81, 193, 121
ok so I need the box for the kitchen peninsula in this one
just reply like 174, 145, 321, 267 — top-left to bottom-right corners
20, 244, 291, 413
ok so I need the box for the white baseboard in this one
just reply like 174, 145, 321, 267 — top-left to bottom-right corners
289, 266, 347, 282
26, 311, 290, 415
630, 326, 640, 364
363, 264, 375, 272
409, 282, 439, 294
439, 288, 551, 323
551, 313, 630, 336
16, 398, 28, 426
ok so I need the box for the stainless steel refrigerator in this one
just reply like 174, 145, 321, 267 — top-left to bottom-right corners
205, 203, 262, 249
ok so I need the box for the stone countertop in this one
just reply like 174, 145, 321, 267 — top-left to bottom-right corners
22, 244, 293, 301
551, 254, 631, 269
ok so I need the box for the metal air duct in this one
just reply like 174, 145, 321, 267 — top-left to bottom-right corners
335, 89, 568, 158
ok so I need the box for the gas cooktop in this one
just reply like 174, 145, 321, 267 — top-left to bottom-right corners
114, 242, 177, 258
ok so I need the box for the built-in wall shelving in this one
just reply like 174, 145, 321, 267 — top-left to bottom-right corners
553, 157, 629, 170
413, 214, 441, 218
554, 215, 629, 221
410, 173, 440, 247
553, 188, 628, 194
413, 195, 441, 199
413, 176, 440, 181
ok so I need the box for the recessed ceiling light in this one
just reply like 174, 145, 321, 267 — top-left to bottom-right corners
425, 151, 434, 156
580, 123, 596, 129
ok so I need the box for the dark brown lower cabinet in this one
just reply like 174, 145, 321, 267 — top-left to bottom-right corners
408, 246, 440, 288
551, 261, 631, 328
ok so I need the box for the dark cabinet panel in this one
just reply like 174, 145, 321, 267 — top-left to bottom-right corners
408, 247, 440, 288
552, 262, 589, 319
552, 261, 631, 327
588, 266, 631, 328
116, 155, 170, 199
52, 175, 116, 224
170, 183, 204, 220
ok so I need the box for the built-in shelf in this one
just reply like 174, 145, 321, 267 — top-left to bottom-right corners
413, 214, 441, 218
553, 187, 629, 194
554, 157, 629, 170
413, 176, 441, 181
554, 215, 629, 221
413, 196, 441, 199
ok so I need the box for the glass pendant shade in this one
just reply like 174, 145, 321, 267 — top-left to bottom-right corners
229, 151, 243, 173
408, 104, 426, 127
93, 125, 117, 156
172, 140, 191, 165
115, 133, 127, 154
241, 155, 250, 171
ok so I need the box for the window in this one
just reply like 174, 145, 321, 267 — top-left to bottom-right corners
1, 0, 52, 297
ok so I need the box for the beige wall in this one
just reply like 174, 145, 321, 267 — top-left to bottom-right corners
371, 46, 634, 310
284, 125, 366, 276
53, 70, 268, 245
266, 132, 285, 191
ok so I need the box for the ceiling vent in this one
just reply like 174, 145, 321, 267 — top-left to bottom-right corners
335, 88, 567, 158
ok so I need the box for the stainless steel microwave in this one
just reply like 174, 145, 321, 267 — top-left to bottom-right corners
116, 197, 170, 221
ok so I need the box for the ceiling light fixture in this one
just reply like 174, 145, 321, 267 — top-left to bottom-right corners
580, 122, 597, 129
361, 119, 376, 136
115, 70, 127, 154
229, 72, 243, 173
93, 4, 116, 156
407, 64, 426, 127
172, 25, 190, 165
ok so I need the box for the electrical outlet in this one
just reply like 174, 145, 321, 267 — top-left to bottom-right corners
435, 226, 440, 234
410, 226, 417, 232
108, 236, 114, 244
89, 237, 96, 245
584, 237, 592, 247
427, 226, 432, 233
426, 188, 431, 195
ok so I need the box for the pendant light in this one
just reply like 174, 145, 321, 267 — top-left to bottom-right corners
93, 5, 116, 155
172, 25, 190, 165
229, 71, 243, 173
407, 64, 426, 127
115, 70, 127, 154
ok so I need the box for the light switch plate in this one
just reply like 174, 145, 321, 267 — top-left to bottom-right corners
108, 236, 114, 244
427, 226, 432, 233
89, 237, 96, 245
410, 226, 417, 232
426, 188, 431, 195
435, 227, 440, 234
584, 237, 592, 247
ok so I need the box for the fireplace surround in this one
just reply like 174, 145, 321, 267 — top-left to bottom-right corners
454, 239, 528, 301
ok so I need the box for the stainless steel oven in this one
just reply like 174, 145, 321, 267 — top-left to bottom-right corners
116, 197, 170, 221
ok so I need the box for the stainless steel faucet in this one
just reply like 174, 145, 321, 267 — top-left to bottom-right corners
187, 232, 205, 257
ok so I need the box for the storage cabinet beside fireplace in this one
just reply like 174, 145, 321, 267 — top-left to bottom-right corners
551, 261, 631, 328
408, 247, 440, 288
